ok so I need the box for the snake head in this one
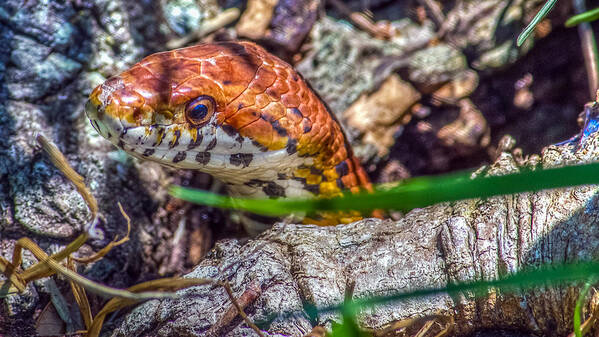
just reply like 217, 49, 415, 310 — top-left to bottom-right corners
86, 41, 368, 201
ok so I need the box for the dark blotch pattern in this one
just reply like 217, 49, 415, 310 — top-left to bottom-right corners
188, 131, 203, 150
271, 120, 287, 136
252, 140, 269, 152
245, 178, 268, 187
263, 181, 286, 197
206, 138, 217, 151
143, 148, 155, 156
335, 161, 349, 177
290, 107, 303, 118
230, 153, 254, 167
173, 151, 187, 163
195, 152, 211, 164
222, 124, 238, 137
309, 166, 322, 175
336, 178, 345, 189
152, 128, 165, 147
169, 129, 181, 149
304, 184, 320, 194
286, 139, 297, 155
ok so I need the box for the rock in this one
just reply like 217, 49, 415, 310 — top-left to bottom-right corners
344, 74, 420, 156
236, 0, 279, 40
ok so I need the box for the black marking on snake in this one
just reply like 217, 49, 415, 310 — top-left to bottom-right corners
336, 178, 345, 189
230, 153, 253, 167
223, 80, 232, 85
335, 161, 349, 177
263, 181, 285, 197
304, 184, 320, 194
286, 139, 297, 155
271, 120, 287, 136
206, 138, 217, 151
143, 148, 155, 156
117, 139, 125, 149
290, 107, 303, 118
222, 124, 238, 137
106, 131, 112, 139
292, 176, 306, 184
260, 114, 274, 122
152, 128, 165, 147
172, 151, 187, 163
238, 103, 244, 110
169, 130, 181, 149
292, 74, 299, 81
277, 173, 287, 180
235, 134, 244, 144
195, 152, 211, 165
245, 179, 267, 187
188, 130, 203, 150
252, 140, 269, 152
310, 167, 322, 175
302, 119, 312, 133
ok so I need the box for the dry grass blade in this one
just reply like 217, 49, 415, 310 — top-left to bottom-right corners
36, 134, 98, 220
208, 281, 265, 337
72, 203, 131, 264
0, 257, 27, 294
68, 258, 93, 330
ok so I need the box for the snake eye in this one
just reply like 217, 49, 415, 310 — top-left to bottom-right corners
185, 95, 215, 126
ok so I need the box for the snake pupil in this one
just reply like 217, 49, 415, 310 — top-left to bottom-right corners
190, 104, 208, 119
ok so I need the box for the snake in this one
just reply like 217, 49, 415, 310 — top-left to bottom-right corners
85, 41, 377, 225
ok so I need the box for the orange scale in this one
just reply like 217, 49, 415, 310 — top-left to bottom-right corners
341, 174, 358, 189
233, 92, 257, 111
271, 77, 289, 93
273, 66, 289, 79
166, 60, 202, 85
225, 108, 261, 130
300, 89, 310, 102
119, 105, 138, 124
202, 57, 258, 100
289, 105, 306, 123
276, 118, 301, 139
265, 86, 282, 101
170, 77, 226, 110
287, 79, 299, 93
238, 118, 274, 149
262, 102, 286, 120
281, 92, 301, 108
249, 66, 277, 93
254, 93, 271, 109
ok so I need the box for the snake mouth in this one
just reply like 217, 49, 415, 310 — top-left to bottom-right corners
85, 99, 124, 142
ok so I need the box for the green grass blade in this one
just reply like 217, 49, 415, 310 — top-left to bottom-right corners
574, 280, 594, 337
566, 7, 599, 27
170, 162, 599, 217
348, 262, 599, 314
517, 0, 560, 46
